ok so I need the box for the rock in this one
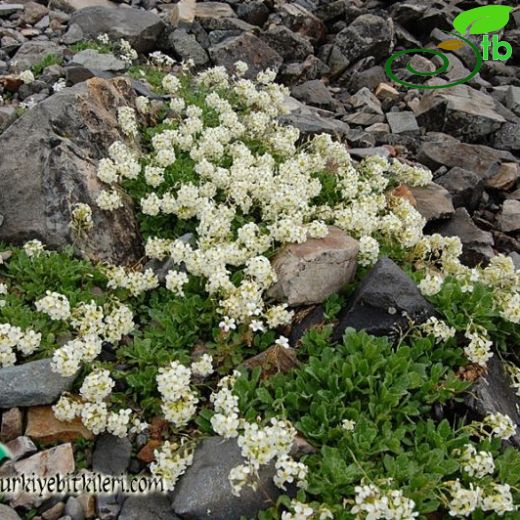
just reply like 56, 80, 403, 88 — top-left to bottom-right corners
486, 163, 520, 191
77, 495, 96, 519
0, 4, 24, 17
435, 208, 495, 267
332, 257, 437, 341
25, 406, 93, 444
344, 87, 384, 126
375, 83, 399, 102
506, 86, 520, 116
0, 505, 21, 520
491, 122, 520, 152
418, 136, 516, 177
171, 437, 283, 520
65, 497, 85, 520
268, 226, 358, 306
21, 2, 48, 25
167, 28, 209, 67
92, 433, 132, 476
1, 408, 23, 442
62, 23, 85, 44
10, 41, 64, 73
261, 25, 313, 61
42, 502, 65, 520
119, 495, 179, 520
170, 0, 196, 28
70, 7, 165, 52
209, 33, 282, 79
386, 111, 420, 135
291, 80, 336, 110
409, 183, 455, 222
464, 357, 520, 448
280, 110, 349, 138
49, 0, 117, 13
415, 85, 506, 142
0, 106, 17, 133
0, 77, 142, 264
9, 444, 75, 507
278, 2, 325, 42
0, 359, 76, 408
5, 436, 37, 462
436, 167, 483, 211
498, 200, 520, 233
70, 49, 127, 72
335, 14, 393, 65
236, 1, 269, 27
136, 439, 161, 464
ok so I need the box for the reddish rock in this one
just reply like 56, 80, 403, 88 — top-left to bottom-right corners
1, 408, 23, 442
137, 439, 162, 463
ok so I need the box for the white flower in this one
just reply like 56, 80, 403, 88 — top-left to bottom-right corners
481, 483, 514, 516
482, 413, 517, 440
191, 354, 213, 377
80, 369, 115, 403
275, 336, 291, 349
342, 419, 356, 432
165, 270, 189, 296
23, 239, 45, 258
35, 291, 71, 321
96, 189, 123, 211
446, 480, 481, 517
81, 402, 108, 435
219, 316, 236, 332
118, 106, 139, 137
358, 236, 380, 267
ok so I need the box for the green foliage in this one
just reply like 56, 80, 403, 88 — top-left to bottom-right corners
31, 54, 63, 77
230, 327, 499, 517
70, 40, 114, 55
128, 65, 168, 93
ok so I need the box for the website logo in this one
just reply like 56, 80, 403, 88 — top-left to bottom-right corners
385, 5, 514, 90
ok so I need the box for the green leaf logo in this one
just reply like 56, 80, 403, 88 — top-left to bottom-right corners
453, 5, 513, 35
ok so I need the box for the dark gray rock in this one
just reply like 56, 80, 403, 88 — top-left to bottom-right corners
168, 28, 209, 67
386, 111, 419, 135
92, 434, 132, 476
70, 7, 165, 52
236, 0, 269, 26
344, 87, 384, 126
0, 4, 24, 17
464, 356, 520, 448
291, 80, 335, 110
171, 437, 282, 520
506, 86, 520, 116
0, 78, 142, 264
0, 359, 76, 408
436, 167, 483, 211
97, 494, 125, 520
491, 122, 520, 152
277, 2, 325, 43
435, 208, 495, 267
418, 136, 516, 177
342, 65, 387, 93
10, 40, 64, 73
331, 258, 437, 341
261, 25, 313, 61
335, 14, 393, 65
119, 495, 179, 520
498, 200, 520, 233
416, 85, 506, 142
209, 32, 282, 79
0, 106, 17, 133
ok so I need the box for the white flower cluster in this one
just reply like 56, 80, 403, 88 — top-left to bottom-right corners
19, 69, 35, 84
444, 480, 514, 517
281, 501, 333, 520
53, 369, 132, 438
351, 484, 418, 519
23, 239, 45, 258
464, 324, 493, 367
0, 323, 41, 367
35, 291, 71, 321
455, 444, 495, 478
480, 413, 517, 441
118, 107, 138, 138
70, 203, 93, 234
100, 64, 435, 337
505, 362, 520, 397
118, 38, 138, 63
420, 316, 456, 343
150, 441, 193, 491
157, 360, 199, 428
105, 265, 159, 296
209, 372, 307, 496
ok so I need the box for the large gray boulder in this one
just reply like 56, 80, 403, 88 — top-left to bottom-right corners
0, 77, 142, 264
120, 495, 179, 520
171, 437, 283, 520
0, 359, 76, 408
70, 6, 165, 52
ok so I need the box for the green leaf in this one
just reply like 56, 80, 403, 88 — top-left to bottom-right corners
453, 5, 513, 35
